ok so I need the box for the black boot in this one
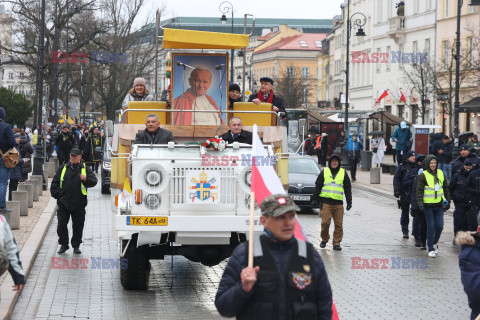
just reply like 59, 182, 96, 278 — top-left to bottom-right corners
420, 240, 426, 250
57, 245, 69, 254
415, 239, 421, 247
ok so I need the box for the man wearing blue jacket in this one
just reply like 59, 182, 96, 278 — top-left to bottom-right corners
456, 217, 480, 320
0, 107, 16, 214
346, 133, 363, 181
215, 194, 333, 320
391, 121, 412, 165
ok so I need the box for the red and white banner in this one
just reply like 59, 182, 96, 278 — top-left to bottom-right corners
251, 125, 307, 242
251, 125, 339, 318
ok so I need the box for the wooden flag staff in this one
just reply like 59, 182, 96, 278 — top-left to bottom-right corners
248, 191, 255, 267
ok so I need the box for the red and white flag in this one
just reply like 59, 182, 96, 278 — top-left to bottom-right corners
251, 125, 307, 242
251, 124, 339, 319
377, 90, 389, 102
400, 91, 406, 103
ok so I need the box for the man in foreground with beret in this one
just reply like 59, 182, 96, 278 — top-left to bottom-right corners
215, 194, 333, 319
248, 77, 285, 114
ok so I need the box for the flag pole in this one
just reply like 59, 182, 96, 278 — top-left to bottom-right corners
248, 191, 255, 267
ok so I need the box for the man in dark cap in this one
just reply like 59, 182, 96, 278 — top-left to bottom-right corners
228, 83, 242, 109
464, 159, 480, 232
215, 194, 333, 319
393, 150, 418, 239
467, 134, 480, 153
450, 158, 476, 244
55, 125, 75, 165
452, 144, 480, 177
50, 148, 97, 254
248, 77, 285, 114
314, 154, 352, 250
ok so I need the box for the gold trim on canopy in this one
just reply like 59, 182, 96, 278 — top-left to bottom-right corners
162, 28, 249, 49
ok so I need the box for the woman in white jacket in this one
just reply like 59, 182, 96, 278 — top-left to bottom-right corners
0, 215, 25, 293
121, 77, 154, 109
372, 133, 386, 166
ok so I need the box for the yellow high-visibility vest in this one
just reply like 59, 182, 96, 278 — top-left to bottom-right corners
60, 163, 87, 195
423, 170, 444, 204
320, 167, 345, 201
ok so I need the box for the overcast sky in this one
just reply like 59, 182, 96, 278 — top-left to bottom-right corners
138, 0, 345, 24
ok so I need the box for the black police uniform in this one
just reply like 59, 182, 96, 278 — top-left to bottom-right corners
55, 131, 75, 165
464, 168, 480, 231
50, 160, 97, 249
452, 154, 480, 177
449, 167, 474, 234
393, 159, 416, 236
87, 133, 104, 173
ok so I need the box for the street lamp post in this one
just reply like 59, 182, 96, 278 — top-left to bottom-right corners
33, 0, 47, 190
454, 0, 480, 142
64, 1, 80, 120
53, 0, 59, 125
344, 0, 367, 140
219, 1, 234, 83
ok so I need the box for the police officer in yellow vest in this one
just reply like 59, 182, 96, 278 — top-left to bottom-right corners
50, 148, 97, 254
313, 154, 352, 251
415, 155, 450, 258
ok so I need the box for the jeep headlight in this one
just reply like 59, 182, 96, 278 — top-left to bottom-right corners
145, 194, 161, 210
145, 170, 162, 187
245, 170, 252, 187
137, 164, 169, 194
238, 167, 252, 193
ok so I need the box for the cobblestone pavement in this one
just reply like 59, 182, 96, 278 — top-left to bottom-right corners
11, 180, 470, 320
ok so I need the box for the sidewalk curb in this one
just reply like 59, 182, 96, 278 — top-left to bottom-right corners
0, 197, 56, 320
354, 183, 396, 200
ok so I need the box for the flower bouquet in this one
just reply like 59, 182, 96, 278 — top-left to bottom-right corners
203, 137, 227, 151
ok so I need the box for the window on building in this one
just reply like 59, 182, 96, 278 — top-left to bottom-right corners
302, 88, 309, 103
299, 40, 308, 47
315, 41, 322, 48
398, 105, 404, 118
424, 38, 430, 54
8, 73, 13, 79
387, 0, 392, 18
19, 72, 25, 79
445, 0, 449, 18
426, 0, 431, 11
286, 67, 295, 78
443, 40, 449, 70
376, 48, 381, 72
398, 44, 404, 69
413, 41, 418, 54
416, 0, 421, 13
386, 46, 391, 71
467, 37, 474, 65
411, 104, 418, 124
318, 65, 323, 79
301, 67, 310, 79
377, 0, 383, 22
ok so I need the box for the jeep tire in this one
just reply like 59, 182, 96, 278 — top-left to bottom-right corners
120, 241, 151, 290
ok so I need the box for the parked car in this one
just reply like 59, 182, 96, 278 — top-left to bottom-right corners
287, 154, 320, 212
101, 139, 111, 194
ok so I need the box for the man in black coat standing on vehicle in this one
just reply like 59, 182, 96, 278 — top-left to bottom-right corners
135, 114, 175, 144
220, 116, 252, 145
51, 148, 97, 254
248, 77, 285, 114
